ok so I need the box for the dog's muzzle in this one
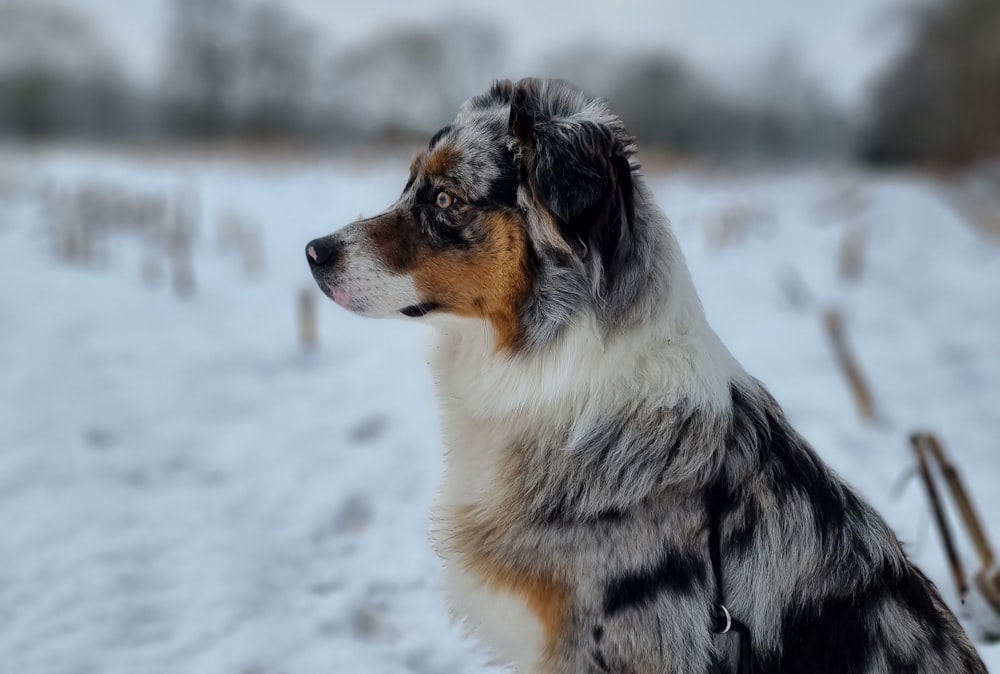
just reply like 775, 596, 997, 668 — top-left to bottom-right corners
304, 229, 424, 318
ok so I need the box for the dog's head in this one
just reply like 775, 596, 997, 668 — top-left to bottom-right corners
306, 78, 642, 352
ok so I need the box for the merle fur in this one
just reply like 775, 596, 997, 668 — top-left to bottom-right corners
307, 78, 988, 673
444, 80, 986, 673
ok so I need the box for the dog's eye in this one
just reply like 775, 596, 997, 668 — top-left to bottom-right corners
435, 191, 454, 209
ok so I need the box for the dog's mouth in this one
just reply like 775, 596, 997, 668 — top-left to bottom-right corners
399, 302, 439, 318
319, 282, 438, 319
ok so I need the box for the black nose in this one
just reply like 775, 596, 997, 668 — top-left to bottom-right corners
306, 237, 339, 268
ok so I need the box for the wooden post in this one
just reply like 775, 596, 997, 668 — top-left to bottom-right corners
299, 287, 317, 350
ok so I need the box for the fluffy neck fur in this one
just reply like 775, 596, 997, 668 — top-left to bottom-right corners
426, 195, 745, 511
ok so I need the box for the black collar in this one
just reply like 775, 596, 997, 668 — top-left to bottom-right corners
707, 476, 753, 674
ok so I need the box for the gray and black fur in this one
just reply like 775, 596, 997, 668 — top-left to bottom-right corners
305, 78, 988, 673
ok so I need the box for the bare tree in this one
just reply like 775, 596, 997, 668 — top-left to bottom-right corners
233, 2, 316, 137
0, 3, 126, 138
162, 0, 241, 136
328, 17, 503, 138
862, 0, 1000, 165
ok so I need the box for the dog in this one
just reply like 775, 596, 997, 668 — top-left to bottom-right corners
305, 78, 987, 673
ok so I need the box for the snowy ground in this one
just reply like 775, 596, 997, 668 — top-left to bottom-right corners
0, 149, 998, 673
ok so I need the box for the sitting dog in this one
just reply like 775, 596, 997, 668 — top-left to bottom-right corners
306, 78, 987, 673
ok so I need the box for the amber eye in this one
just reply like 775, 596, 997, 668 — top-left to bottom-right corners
435, 191, 454, 209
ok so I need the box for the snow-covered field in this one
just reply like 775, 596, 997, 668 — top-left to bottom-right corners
1, 149, 998, 673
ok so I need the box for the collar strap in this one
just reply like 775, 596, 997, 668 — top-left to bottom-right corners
707, 476, 754, 672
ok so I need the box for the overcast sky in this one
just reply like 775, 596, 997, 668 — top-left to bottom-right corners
24, 0, 917, 107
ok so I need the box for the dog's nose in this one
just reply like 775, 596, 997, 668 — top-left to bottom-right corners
306, 237, 339, 268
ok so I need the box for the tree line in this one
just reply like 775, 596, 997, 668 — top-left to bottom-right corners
1, 0, 994, 165
860, 0, 1000, 165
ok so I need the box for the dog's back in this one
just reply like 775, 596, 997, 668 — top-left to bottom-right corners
306, 78, 988, 673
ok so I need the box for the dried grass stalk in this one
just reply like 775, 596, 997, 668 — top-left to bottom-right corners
921, 432, 995, 569
837, 224, 867, 282
917, 432, 1000, 616
822, 308, 876, 423
911, 433, 968, 601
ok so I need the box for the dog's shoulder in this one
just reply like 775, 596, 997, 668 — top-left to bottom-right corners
724, 381, 987, 673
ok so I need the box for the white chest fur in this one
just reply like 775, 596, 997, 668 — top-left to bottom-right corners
431, 406, 547, 670
426, 321, 550, 671
436, 547, 547, 672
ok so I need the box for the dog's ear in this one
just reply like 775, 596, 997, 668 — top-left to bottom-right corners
509, 81, 635, 277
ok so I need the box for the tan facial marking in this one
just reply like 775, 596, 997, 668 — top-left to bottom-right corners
411, 211, 532, 351
423, 144, 459, 179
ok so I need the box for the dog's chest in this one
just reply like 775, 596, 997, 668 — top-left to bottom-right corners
436, 410, 514, 505
432, 417, 554, 670
438, 551, 549, 671
433, 501, 551, 670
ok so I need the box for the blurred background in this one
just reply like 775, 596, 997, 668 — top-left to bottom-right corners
1, 0, 998, 673
0, 0, 997, 163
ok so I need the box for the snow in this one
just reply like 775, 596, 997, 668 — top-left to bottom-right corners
0, 150, 998, 673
